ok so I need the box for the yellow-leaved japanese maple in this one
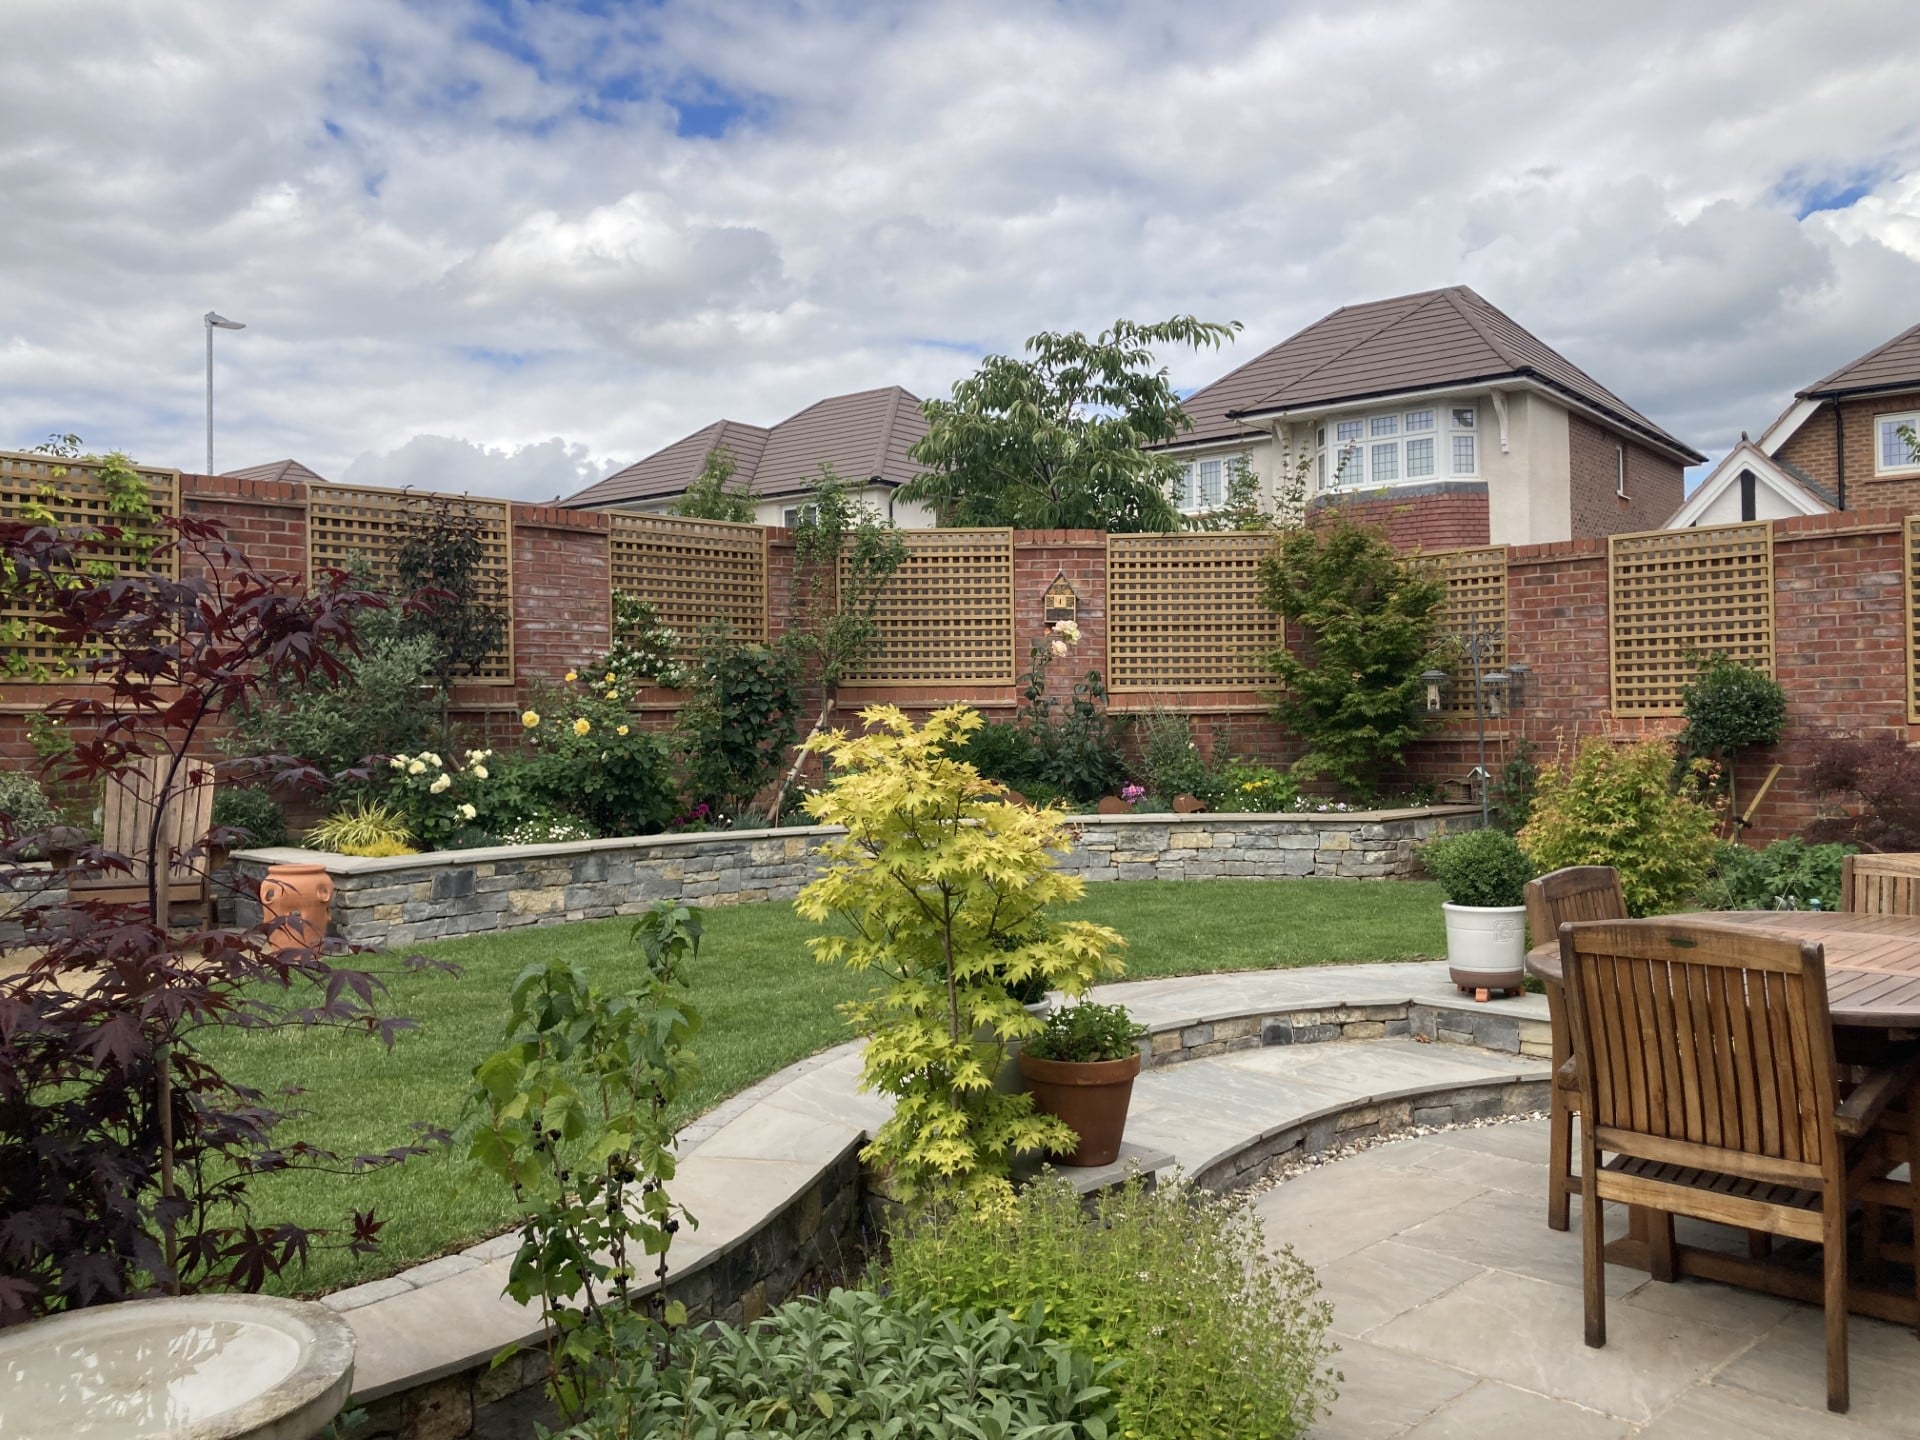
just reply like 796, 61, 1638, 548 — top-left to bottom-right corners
794, 704, 1126, 1200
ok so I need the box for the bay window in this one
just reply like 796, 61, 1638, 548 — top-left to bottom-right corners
1173, 453, 1244, 513
1320, 402, 1479, 490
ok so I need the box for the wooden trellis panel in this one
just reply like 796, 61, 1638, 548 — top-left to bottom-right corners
1907, 515, 1920, 725
0, 450, 180, 678
306, 485, 515, 683
607, 512, 768, 661
846, 529, 1015, 685
1106, 532, 1280, 692
1609, 521, 1773, 716
1411, 545, 1508, 716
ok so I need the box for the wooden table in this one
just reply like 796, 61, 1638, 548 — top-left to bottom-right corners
1526, 910, 1920, 1326
1526, 910, 1920, 1028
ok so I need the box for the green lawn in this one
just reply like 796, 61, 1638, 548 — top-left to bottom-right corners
209, 878, 1444, 1294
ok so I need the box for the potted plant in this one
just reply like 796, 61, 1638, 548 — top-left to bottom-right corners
1421, 828, 1534, 1000
1017, 1000, 1147, 1166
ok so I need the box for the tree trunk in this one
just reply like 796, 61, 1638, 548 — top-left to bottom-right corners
767, 696, 833, 826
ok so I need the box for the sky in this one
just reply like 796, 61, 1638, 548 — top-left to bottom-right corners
2, 0, 1917, 502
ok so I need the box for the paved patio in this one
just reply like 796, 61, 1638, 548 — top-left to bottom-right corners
1262, 1118, 1920, 1438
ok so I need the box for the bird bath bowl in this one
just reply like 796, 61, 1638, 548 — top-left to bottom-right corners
0, 1294, 355, 1440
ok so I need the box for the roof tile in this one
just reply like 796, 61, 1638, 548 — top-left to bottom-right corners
1799, 319, 1920, 399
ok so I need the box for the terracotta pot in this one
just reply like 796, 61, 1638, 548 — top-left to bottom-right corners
1018, 1049, 1142, 1166
260, 863, 334, 946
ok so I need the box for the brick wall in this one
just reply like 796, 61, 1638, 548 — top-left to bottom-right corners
1774, 390, 1920, 510
1310, 484, 1490, 551
1567, 416, 1685, 537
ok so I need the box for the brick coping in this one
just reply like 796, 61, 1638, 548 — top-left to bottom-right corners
327, 960, 1549, 1426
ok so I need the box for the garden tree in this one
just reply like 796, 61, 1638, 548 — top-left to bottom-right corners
1258, 512, 1447, 801
0, 515, 452, 1320
1183, 451, 1311, 533
899, 316, 1241, 531
676, 628, 800, 821
1676, 653, 1787, 834
794, 706, 1126, 1200
668, 444, 756, 523
393, 495, 509, 731
763, 469, 909, 821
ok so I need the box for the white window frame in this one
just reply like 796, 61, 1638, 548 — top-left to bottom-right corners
1172, 453, 1247, 514
782, 504, 819, 528
1318, 402, 1479, 491
1875, 411, 1920, 476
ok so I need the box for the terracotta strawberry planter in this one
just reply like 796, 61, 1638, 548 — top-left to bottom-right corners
1017, 1049, 1142, 1166
260, 863, 334, 946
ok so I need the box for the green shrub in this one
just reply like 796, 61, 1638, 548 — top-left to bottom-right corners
1519, 737, 1721, 917
949, 718, 1040, 789
513, 679, 677, 837
575, 1289, 1115, 1438
880, 1173, 1337, 1439
1680, 654, 1787, 758
1420, 828, 1533, 908
306, 799, 416, 857
1713, 837, 1855, 911
1209, 757, 1299, 812
1132, 710, 1211, 801
1025, 1001, 1145, 1063
677, 633, 801, 821
0, 768, 62, 853
211, 785, 289, 851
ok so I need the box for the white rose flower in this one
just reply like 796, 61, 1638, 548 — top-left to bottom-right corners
407, 760, 426, 776
430, 773, 452, 794
389, 756, 405, 770
422, 752, 442, 768
470, 765, 489, 780
458, 803, 477, 821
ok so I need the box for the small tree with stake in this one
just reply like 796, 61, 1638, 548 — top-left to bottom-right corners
394, 495, 509, 733
0, 515, 454, 1323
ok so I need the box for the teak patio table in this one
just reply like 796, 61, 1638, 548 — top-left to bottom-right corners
1526, 910, 1920, 1326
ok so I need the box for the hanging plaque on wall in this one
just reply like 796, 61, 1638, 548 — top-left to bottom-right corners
1043, 571, 1078, 624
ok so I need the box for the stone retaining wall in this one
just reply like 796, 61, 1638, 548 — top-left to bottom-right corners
234, 806, 1480, 948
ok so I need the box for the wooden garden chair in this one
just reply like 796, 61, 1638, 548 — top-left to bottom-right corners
1841, 853, 1920, 917
1559, 917, 1920, 1414
1524, 866, 1627, 1232
64, 754, 217, 927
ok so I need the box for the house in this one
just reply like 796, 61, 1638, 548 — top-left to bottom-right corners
1667, 319, 1920, 527
1155, 286, 1704, 548
562, 386, 936, 526
222, 458, 330, 485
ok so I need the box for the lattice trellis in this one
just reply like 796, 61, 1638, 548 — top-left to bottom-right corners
1907, 515, 1920, 725
0, 450, 180, 678
306, 485, 515, 684
608, 512, 767, 662
846, 529, 1015, 685
1106, 532, 1281, 692
1411, 545, 1508, 716
1609, 521, 1773, 716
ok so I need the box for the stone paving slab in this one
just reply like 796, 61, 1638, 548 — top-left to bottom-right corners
1257, 1120, 1919, 1437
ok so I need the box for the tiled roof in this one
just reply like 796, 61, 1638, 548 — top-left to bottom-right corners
1799, 319, 1920, 399
1773, 455, 1840, 510
1170, 286, 1701, 461
221, 458, 328, 485
564, 387, 928, 509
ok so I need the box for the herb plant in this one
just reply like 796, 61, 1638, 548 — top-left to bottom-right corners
1024, 1001, 1146, 1064
1713, 836, 1855, 912
795, 706, 1126, 1200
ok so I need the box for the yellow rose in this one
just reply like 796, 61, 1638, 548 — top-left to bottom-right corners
604, 672, 616, 683
606, 689, 619, 700
565, 670, 578, 682
521, 710, 540, 728
616, 724, 630, 736
573, 717, 591, 737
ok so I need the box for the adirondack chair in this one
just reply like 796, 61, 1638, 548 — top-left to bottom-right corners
1523, 866, 1627, 1232
1559, 918, 1920, 1414
1841, 853, 1920, 917
65, 754, 217, 926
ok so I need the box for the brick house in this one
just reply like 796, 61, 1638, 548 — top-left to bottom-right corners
562, 385, 936, 527
1154, 286, 1703, 549
1668, 319, 1920, 526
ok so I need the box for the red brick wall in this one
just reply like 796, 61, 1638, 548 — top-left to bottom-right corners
511, 506, 611, 684
1567, 416, 1685, 538
1309, 485, 1490, 551
1774, 390, 1920, 509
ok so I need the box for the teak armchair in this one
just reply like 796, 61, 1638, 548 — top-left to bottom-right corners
1841, 853, 1920, 917
63, 754, 217, 927
1559, 917, 1919, 1414
1523, 866, 1627, 1232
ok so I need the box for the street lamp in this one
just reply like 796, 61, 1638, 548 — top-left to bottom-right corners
204, 311, 246, 474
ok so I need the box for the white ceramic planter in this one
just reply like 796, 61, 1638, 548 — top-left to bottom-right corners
1443, 902, 1529, 997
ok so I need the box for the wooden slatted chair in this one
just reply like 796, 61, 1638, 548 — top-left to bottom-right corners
65, 754, 217, 926
1524, 866, 1627, 1232
1559, 917, 1919, 1414
1841, 853, 1920, 917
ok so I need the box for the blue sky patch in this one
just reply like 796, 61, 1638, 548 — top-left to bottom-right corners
1776, 164, 1884, 219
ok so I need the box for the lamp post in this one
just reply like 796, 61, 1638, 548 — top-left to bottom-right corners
204, 311, 246, 474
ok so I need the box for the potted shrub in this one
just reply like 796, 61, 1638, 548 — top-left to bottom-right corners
1421, 828, 1534, 1000
1017, 1001, 1147, 1166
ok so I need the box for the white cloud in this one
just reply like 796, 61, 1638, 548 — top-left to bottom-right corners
0, 0, 1916, 500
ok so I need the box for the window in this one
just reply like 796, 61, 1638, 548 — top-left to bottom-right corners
1317, 403, 1480, 488
1173, 453, 1244, 513
782, 504, 818, 527
1878, 412, 1920, 474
